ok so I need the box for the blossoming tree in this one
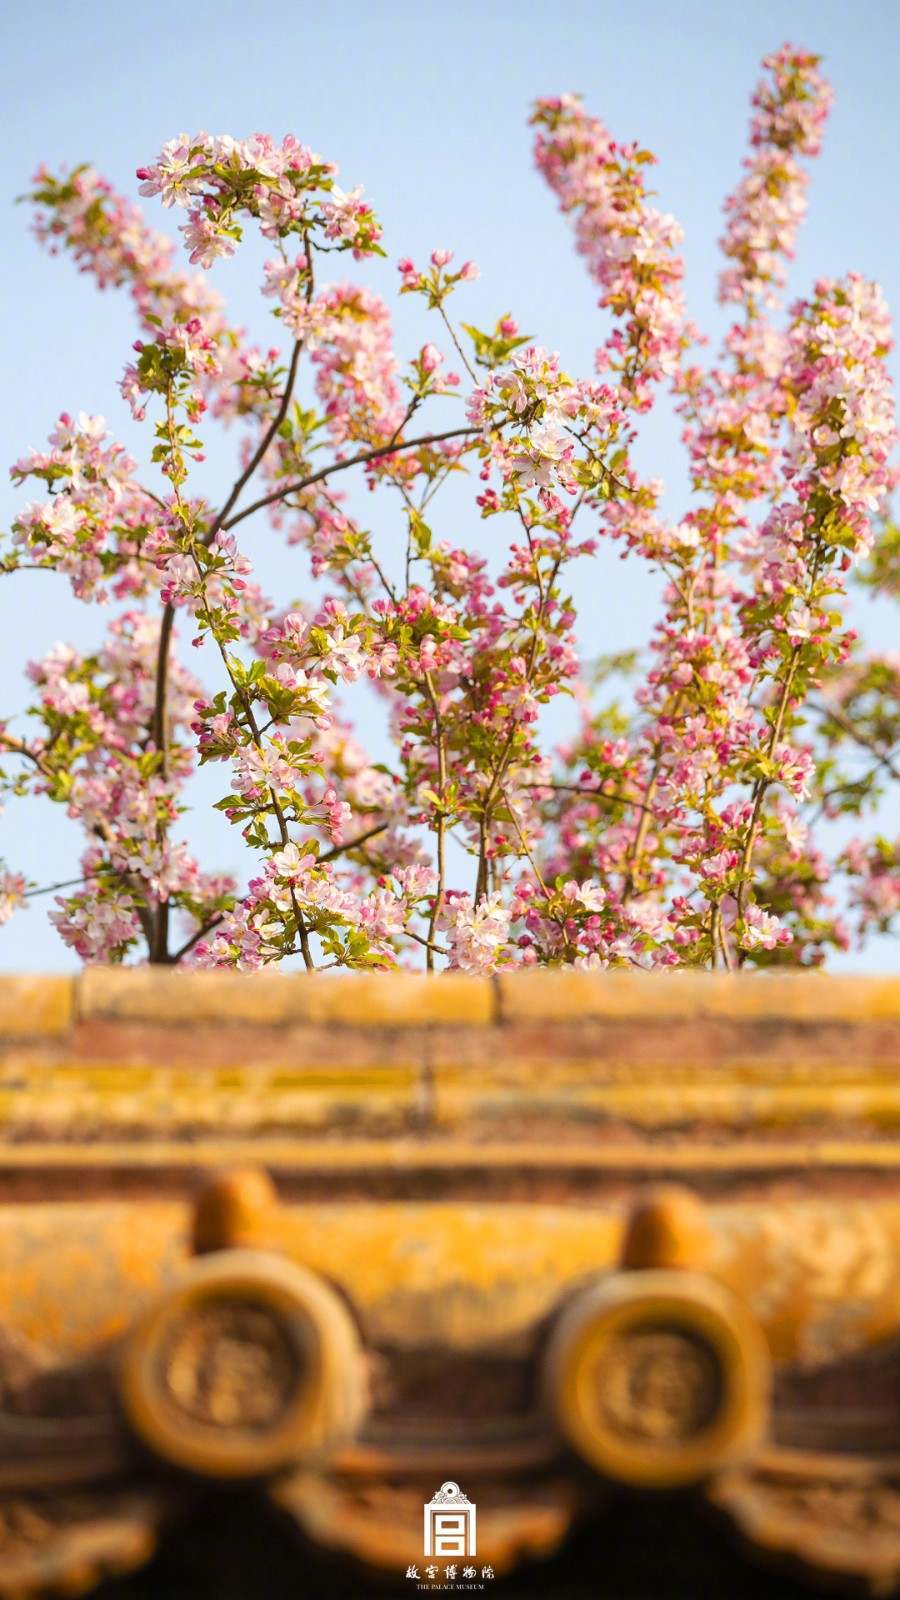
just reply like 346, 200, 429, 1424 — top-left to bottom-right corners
2, 43, 898, 972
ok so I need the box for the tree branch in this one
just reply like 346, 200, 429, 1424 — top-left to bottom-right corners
221, 425, 481, 533
210, 338, 304, 540
812, 696, 900, 781
318, 820, 389, 862
171, 912, 224, 963
23, 876, 86, 899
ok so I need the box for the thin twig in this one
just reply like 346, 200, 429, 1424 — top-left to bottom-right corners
171, 913, 225, 963
438, 305, 478, 385
812, 697, 900, 780
23, 876, 86, 900
210, 339, 304, 538
524, 781, 658, 815
222, 425, 481, 533
499, 783, 551, 900
735, 645, 802, 937
318, 821, 389, 863
422, 670, 448, 970
405, 925, 450, 957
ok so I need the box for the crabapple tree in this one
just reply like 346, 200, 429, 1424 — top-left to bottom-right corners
2, 43, 898, 972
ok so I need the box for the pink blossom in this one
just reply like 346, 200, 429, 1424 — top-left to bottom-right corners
442, 892, 511, 973
0, 870, 26, 926
739, 903, 792, 951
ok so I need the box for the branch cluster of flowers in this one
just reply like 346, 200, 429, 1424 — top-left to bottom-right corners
2, 42, 897, 972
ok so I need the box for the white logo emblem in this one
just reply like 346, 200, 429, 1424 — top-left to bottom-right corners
423, 1480, 477, 1558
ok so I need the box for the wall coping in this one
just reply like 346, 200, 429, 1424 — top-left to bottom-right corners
1, 968, 899, 1038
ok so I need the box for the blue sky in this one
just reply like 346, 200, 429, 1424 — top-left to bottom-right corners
2, 0, 898, 970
